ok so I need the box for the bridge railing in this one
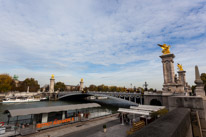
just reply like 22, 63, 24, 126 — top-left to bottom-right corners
58, 91, 141, 98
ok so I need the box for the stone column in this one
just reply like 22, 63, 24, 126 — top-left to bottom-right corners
160, 54, 176, 92
79, 78, 84, 91
160, 54, 175, 84
49, 75, 55, 93
194, 65, 205, 96
178, 71, 186, 86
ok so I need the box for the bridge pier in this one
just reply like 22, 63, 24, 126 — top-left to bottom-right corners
134, 97, 136, 103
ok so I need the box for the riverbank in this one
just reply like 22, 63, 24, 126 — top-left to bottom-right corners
19, 113, 120, 137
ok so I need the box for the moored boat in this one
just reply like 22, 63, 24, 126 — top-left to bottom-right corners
2, 96, 40, 103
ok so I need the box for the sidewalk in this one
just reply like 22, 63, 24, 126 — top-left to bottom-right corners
20, 114, 119, 137
62, 120, 131, 137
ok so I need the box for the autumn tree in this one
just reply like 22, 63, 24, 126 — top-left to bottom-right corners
54, 82, 66, 91
0, 74, 13, 92
19, 78, 40, 92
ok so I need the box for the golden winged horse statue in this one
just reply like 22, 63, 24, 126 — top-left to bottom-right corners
158, 44, 170, 54
177, 63, 184, 71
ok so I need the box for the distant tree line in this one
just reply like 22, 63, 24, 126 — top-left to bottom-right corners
83, 84, 144, 93
0, 74, 166, 93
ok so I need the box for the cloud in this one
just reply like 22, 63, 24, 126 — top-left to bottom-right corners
0, 0, 205, 89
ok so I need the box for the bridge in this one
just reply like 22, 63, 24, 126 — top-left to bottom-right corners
58, 91, 142, 105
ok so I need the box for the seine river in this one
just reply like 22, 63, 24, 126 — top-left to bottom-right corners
0, 99, 121, 123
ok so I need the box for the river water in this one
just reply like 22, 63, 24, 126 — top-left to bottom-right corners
0, 99, 121, 123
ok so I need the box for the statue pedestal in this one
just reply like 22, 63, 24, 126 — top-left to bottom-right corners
195, 66, 205, 97
178, 71, 186, 85
160, 54, 176, 92
195, 85, 205, 97
49, 78, 55, 93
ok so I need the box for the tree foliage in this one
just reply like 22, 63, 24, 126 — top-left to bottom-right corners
201, 73, 206, 92
19, 78, 40, 92
88, 84, 97, 91
87, 84, 137, 92
0, 74, 13, 92
151, 108, 168, 119
54, 82, 66, 91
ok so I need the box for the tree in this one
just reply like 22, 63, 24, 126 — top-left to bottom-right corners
0, 74, 13, 92
201, 73, 206, 92
88, 84, 97, 91
19, 78, 40, 92
54, 82, 66, 91
149, 88, 154, 91
109, 86, 117, 92
97, 85, 104, 91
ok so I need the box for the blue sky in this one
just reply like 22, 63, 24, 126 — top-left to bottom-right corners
0, 0, 206, 89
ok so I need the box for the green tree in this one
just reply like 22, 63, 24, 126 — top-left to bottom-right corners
201, 73, 206, 92
0, 74, 13, 92
19, 78, 40, 92
151, 108, 168, 119
191, 85, 196, 94
103, 85, 109, 91
109, 86, 117, 92
88, 84, 97, 91
149, 88, 154, 91
97, 84, 105, 91
54, 82, 66, 91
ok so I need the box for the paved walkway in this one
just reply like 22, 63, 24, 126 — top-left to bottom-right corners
21, 114, 119, 137
62, 122, 131, 137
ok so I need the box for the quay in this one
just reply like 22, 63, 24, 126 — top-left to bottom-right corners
1, 102, 169, 137
20, 113, 120, 137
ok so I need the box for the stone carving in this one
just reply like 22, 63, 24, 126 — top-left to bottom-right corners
177, 63, 184, 71
158, 44, 171, 54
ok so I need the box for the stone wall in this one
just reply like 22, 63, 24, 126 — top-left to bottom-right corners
144, 93, 172, 108
169, 96, 206, 136
129, 108, 192, 137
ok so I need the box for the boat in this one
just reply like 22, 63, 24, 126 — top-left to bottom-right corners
40, 97, 48, 101
2, 96, 40, 103
97, 96, 108, 100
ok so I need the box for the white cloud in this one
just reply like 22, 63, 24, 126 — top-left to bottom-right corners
0, 0, 205, 89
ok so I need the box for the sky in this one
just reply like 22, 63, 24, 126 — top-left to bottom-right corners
0, 0, 206, 90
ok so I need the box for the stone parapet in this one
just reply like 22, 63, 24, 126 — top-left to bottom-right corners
128, 108, 192, 137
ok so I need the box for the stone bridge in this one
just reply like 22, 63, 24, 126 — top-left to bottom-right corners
58, 91, 142, 105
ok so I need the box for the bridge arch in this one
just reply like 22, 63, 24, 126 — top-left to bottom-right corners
150, 99, 162, 106
58, 92, 139, 106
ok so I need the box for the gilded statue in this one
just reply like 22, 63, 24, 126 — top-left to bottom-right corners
51, 74, 54, 79
81, 78, 83, 82
177, 63, 184, 71
158, 44, 170, 54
